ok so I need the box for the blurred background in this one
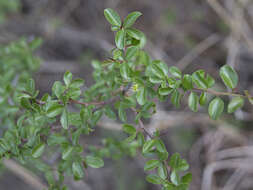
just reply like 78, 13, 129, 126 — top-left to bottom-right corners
0, 0, 253, 189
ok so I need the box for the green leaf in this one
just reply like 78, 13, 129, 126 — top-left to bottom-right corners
85, 156, 104, 168
182, 173, 192, 184
104, 8, 121, 26
171, 170, 180, 186
146, 174, 163, 184
206, 74, 215, 88
67, 87, 81, 100
126, 28, 143, 40
45, 171, 55, 186
188, 92, 198, 112
151, 60, 168, 79
52, 81, 65, 99
26, 78, 35, 95
125, 46, 138, 60
169, 153, 189, 171
136, 86, 147, 105
124, 133, 137, 143
143, 139, 156, 154
158, 87, 173, 96
115, 30, 125, 49
120, 63, 131, 80
199, 92, 207, 106
182, 74, 193, 90
47, 104, 63, 118
20, 97, 31, 109
192, 70, 208, 89
171, 90, 181, 108
60, 108, 68, 129
157, 163, 168, 180
72, 161, 84, 180
91, 110, 103, 125
137, 132, 145, 146
111, 25, 120, 31
47, 134, 68, 146
118, 105, 127, 122
219, 65, 238, 89
70, 79, 84, 88
64, 71, 72, 87
228, 97, 244, 113
122, 124, 136, 135
169, 66, 181, 78
144, 159, 160, 171
156, 139, 167, 153
149, 76, 164, 84
17, 115, 26, 128
208, 97, 224, 120
32, 143, 45, 158
62, 146, 73, 160
112, 49, 123, 60
123, 11, 142, 28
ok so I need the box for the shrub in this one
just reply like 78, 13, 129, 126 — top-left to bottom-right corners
0, 8, 252, 190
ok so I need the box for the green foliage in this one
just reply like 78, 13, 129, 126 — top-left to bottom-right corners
123, 11, 142, 28
0, 0, 20, 23
188, 92, 198, 112
219, 65, 238, 89
208, 97, 224, 120
227, 97, 244, 113
104, 8, 122, 27
0, 8, 252, 190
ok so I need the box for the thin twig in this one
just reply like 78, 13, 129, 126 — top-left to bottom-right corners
193, 87, 248, 98
131, 107, 153, 138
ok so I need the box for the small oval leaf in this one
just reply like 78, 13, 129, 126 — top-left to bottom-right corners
143, 139, 156, 154
126, 28, 143, 40
123, 11, 142, 28
32, 143, 45, 158
60, 108, 68, 129
228, 97, 244, 113
208, 97, 224, 120
182, 74, 193, 90
169, 66, 181, 78
144, 159, 160, 171
104, 8, 121, 26
85, 156, 104, 168
136, 86, 147, 105
122, 124, 136, 135
199, 92, 207, 106
72, 161, 84, 180
47, 104, 63, 118
125, 46, 138, 61
62, 146, 73, 160
219, 65, 238, 89
188, 92, 198, 112
146, 174, 163, 184
115, 30, 125, 49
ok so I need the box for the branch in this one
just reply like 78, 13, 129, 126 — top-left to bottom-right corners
193, 87, 248, 98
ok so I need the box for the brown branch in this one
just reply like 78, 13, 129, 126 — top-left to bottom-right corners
193, 87, 248, 98
69, 98, 107, 106
131, 108, 153, 138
